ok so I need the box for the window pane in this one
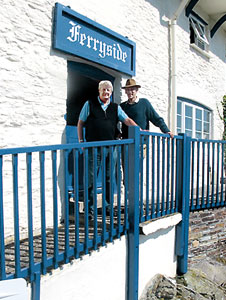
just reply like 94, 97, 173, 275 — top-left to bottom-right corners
196, 120, 202, 131
196, 108, 202, 120
177, 115, 181, 128
185, 105, 192, 117
196, 132, 202, 139
177, 98, 211, 139
177, 101, 182, 115
204, 122, 209, 132
185, 129, 192, 137
203, 132, 209, 139
196, 22, 205, 38
190, 17, 209, 46
185, 117, 192, 130
204, 110, 210, 122
177, 127, 181, 134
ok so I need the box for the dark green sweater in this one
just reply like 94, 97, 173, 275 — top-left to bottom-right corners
120, 98, 170, 138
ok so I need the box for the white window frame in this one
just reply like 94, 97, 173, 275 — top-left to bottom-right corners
177, 99, 212, 139
189, 15, 209, 51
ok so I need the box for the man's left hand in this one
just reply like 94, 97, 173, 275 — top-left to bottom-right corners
167, 131, 174, 138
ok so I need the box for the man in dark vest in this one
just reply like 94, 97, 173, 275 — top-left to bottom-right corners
77, 80, 138, 219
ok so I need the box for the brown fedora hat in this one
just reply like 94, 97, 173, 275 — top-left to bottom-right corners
122, 78, 141, 89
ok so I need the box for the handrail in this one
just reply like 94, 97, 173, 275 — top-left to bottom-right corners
0, 130, 226, 300
0, 139, 134, 155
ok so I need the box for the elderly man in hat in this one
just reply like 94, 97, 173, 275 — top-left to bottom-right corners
77, 80, 138, 220
120, 78, 174, 139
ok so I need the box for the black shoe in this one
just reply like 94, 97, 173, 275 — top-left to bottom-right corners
97, 207, 111, 216
88, 211, 94, 221
97, 207, 102, 215
112, 208, 125, 217
102, 208, 118, 217
60, 215, 74, 225
113, 210, 118, 217
69, 214, 75, 222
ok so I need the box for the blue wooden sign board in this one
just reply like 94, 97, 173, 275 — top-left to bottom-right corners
53, 3, 136, 76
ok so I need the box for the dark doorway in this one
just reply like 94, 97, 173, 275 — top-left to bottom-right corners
66, 61, 115, 125
64, 61, 115, 204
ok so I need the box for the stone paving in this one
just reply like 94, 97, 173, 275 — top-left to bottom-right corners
3, 213, 124, 278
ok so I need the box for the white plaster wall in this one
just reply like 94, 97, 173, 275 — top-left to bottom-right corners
0, 278, 28, 300
1, 0, 225, 150
28, 215, 180, 300
1, 0, 225, 254
175, 12, 226, 140
138, 213, 182, 298
39, 237, 127, 300
0, 1, 225, 297
1, 0, 67, 148
139, 226, 177, 298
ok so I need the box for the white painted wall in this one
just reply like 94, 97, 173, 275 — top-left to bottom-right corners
27, 214, 181, 300
0, 278, 28, 300
1, 0, 225, 150
0, 1, 225, 295
139, 213, 182, 297
39, 237, 127, 300
1, 0, 66, 148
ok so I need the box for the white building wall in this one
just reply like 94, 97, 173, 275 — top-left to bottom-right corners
1, 0, 225, 150
176, 11, 226, 139
28, 215, 181, 300
0, 0, 225, 298
1, 1, 67, 148
1, 0, 225, 248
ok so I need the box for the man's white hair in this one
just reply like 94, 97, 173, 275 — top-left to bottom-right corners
98, 80, 113, 91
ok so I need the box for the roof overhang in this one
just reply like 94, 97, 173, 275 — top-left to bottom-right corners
185, 0, 226, 38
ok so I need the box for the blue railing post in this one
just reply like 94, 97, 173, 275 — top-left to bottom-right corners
176, 133, 191, 275
31, 272, 41, 300
127, 126, 140, 300
0, 155, 6, 280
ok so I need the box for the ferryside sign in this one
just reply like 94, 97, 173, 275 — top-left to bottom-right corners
53, 3, 136, 76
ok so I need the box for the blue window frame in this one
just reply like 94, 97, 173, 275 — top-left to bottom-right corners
177, 97, 211, 139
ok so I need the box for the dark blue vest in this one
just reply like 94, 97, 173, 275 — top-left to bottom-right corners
85, 99, 118, 141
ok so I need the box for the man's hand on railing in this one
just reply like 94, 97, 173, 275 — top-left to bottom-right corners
167, 131, 174, 138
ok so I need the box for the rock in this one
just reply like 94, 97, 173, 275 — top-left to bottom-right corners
141, 274, 177, 300
191, 258, 226, 286
140, 259, 226, 300
182, 268, 226, 300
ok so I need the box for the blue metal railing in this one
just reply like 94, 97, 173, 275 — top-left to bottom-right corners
139, 132, 184, 221
0, 128, 226, 300
138, 133, 226, 215
0, 139, 133, 282
189, 138, 226, 211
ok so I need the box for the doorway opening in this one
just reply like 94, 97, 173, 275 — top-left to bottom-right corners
66, 61, 115, 126
64, 61, 116, 204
